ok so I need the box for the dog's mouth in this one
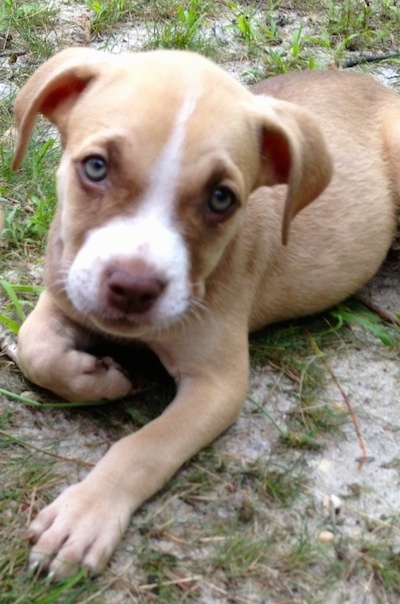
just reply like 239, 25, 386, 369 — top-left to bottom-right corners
79, 295, 199, 339
82, 286, 209, 340
94, 310, 172, 331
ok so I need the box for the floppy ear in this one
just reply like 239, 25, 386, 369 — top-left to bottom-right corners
252, 96, 333, 244
12, 47, 108, 170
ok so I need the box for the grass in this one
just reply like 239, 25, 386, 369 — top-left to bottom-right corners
0, 0, 60, 59
85, 0, 135, 35
2, 135, 59, 239
0, 406, 102, 603
145, 1, 213, 53
1, 0, 400, 602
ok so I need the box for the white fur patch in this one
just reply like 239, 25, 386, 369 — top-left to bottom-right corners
66, 94, 198, 327
142, 93, 198, 213
66, 216, 190, 322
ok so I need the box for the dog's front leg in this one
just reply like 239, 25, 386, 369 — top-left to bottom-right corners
17, 290, 133, 401
27, 329, 249, 579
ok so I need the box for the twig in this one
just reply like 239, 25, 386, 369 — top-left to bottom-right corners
0, 324, 18, 364
138, 575, 201, 592
305, 330, 368, 469
342, 53, 400, 68
268, 360, 300, 383
0, 50, 27, 57
355, 291, 400, 326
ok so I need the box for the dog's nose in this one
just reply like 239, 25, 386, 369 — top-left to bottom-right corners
107, 270, 165, 314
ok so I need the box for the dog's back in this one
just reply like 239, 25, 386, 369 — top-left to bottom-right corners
246, 70, 400, 329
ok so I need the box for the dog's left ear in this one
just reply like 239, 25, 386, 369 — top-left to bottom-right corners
252, 96, 333, 244
12, 47, 108, 170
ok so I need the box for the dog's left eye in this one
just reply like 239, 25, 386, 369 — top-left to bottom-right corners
208, 187, 236, 214
83, 156, 108, 182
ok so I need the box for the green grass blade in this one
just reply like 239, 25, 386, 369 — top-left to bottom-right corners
0, 280, 26, 323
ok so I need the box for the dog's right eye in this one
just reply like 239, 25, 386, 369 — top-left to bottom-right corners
82, 156, 108, 182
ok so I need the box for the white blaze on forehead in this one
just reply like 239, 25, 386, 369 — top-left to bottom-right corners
141, 92, 199, 217
66, 93, 200, 324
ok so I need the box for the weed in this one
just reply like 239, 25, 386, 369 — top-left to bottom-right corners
139, 548, 178, 588
327, 0, 371, 38
213, 532, 272, 580
250, 320, 338, 450
308, 28, 359, 65
146, 0, 211, 52
0, 423, 101, 602
263, 467, 304, 505
1, 133, 59, 250
0, 281, 41, 333
264, 23, 318, 74
250, 319, 330, 400
228, 1, 260, 46
0, 0, 58, 31
228, 1, 284, 47
85, 0, 134, 36
326, 0, 400, 52
0, 0, 60, 58
346, 536, 400, 598
330, 301, 398, 347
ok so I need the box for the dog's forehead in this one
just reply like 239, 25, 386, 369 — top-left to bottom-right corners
107, 50, 248, 99
71, 52, 253, 141
64, 53, 259, 195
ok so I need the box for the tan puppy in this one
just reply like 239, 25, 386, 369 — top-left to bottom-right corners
13, 48, 400, 578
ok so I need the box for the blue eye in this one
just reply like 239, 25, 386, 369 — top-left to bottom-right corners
83, 156, 108, 182
208, 187, 236, 213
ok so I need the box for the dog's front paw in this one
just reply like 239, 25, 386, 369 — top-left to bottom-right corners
63, 349, 135, 401
28, 480, 132, 579
20, 345, 134, 402
17, 291, 135, 401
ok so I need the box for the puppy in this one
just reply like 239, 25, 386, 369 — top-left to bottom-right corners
13, 48, 400, 578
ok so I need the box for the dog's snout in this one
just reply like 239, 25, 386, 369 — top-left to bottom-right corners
107, 269, 166, 314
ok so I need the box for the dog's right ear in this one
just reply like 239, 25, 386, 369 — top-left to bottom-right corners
12, 47, 107, 170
